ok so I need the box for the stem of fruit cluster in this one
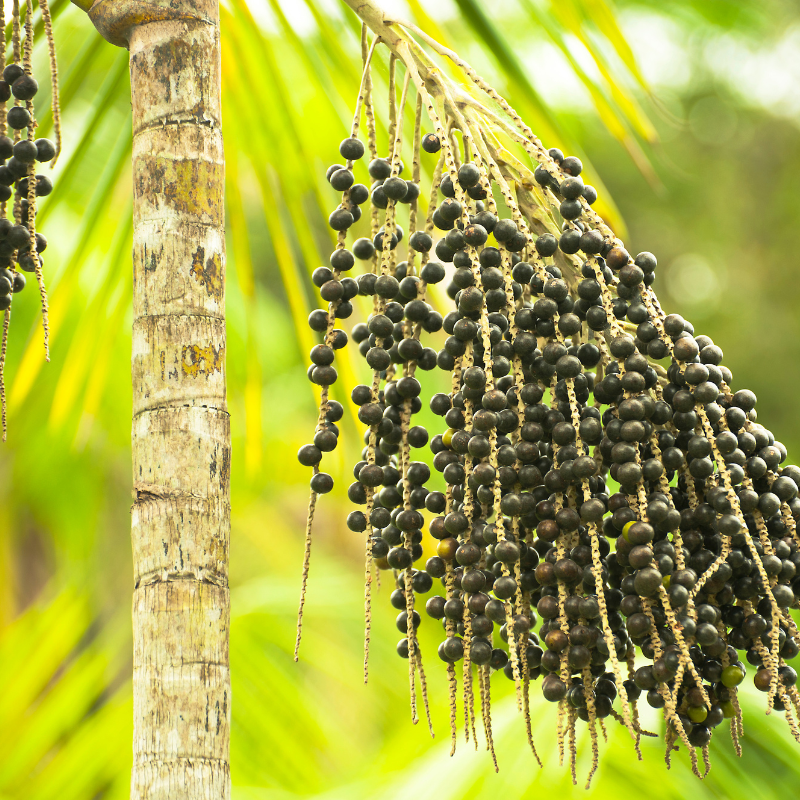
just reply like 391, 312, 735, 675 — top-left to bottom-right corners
340, 0, 407, 53
340, 0, 454, 93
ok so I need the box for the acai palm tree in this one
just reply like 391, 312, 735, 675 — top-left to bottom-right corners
2, 0, 799, 798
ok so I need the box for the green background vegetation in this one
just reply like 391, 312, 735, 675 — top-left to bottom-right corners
3, 0, 800, 796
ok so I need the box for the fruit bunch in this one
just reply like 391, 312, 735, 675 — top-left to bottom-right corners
294, 24, 800, 785
0, 0, 61, 440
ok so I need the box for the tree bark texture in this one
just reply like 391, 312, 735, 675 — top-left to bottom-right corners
78, 2, 230, 797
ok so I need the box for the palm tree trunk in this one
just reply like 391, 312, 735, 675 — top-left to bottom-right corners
72, 2, 230, 798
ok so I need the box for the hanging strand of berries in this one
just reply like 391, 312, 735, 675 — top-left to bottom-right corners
293, 16, 800, 786
0, 0, 61, 440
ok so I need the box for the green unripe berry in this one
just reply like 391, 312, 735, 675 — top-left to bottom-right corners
721, 664, 746, 688
688, 705, 707, 723
720, 700, 736, 718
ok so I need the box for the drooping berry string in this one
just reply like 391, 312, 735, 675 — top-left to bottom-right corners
0, 303, 8, 441
39, 0, 61, 165
12, 0, 20, 65
24, 0, 48, 361
348, 24, 382, 683
398, 85, 435, 734
0, 0, 59, 440
385, 64, 424, 726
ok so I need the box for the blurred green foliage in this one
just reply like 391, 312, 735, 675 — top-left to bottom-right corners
3, 0, 800, 796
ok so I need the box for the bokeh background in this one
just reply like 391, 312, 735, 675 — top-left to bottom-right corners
3, 0, 800, 797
